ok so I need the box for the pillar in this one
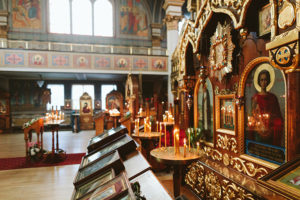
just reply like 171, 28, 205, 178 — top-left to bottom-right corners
163, 0, 185, 105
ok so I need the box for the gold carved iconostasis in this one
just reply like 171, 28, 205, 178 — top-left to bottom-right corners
172, 0, 300, 199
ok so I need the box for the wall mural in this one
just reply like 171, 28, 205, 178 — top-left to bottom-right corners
11, 0, 42, 30
0, 50, 168, 73
119, 0, 149, 37
244, 63, 286, 165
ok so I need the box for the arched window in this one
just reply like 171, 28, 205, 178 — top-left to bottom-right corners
72, 0, 92, 35
49, 0, 70, 34
94, 0, 113, 37
49, 0, 113, 37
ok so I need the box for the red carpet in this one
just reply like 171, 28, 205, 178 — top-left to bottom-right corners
0, 153, 85, 171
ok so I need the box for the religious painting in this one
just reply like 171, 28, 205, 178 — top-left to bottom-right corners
151, 58, 167, 71
259, 4, 271, 36
209, 22, 235, 82
94, 100, 101, 110
216, 94, 235, 135
133, 57, 148, 70
81, 135, 135, 168
75, 150, 122, 185
244, 62, 286, 164
80, 92, 93, 115
0, 99, 7, 114
74, 169, 115, 200
197, 78, 214, 143
28, 53, 47, 67
114, 57, 130, 70
89, 172, 130, 200
11, 0, 42, 30
258, 156, 300, 199
64, 99, 72, 110
95, 56, 112, 69
73, 55, 91, 68
119, 0, 149, 38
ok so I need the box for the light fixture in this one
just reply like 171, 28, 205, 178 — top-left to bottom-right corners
37, 74, 44, 88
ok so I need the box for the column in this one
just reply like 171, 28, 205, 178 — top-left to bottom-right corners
163, 0, 185, 105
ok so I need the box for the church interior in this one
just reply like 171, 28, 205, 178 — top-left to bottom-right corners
0, 0, 300, 199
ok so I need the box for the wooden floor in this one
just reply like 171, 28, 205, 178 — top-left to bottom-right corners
0, 129, 199, 200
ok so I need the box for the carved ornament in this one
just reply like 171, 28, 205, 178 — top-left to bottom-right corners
230, 157, 268, 178
269, 41, 299, 72
210, 0, 252, 28
222, 180, 255, 200
164, 15, 182, 30
185, 161, 205, 198
214, 83, 238, 95
205, 171, 222, 199
209, 22, 235, 82
278, 0, 296, 29
216, 134, 238, 153
203, 146, 269, 178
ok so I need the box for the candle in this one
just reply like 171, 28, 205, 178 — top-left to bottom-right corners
156, 121, 159, 132
173, 131, 176, 148
183, 138, 186, 157
188, 129, 191, 152
159, 123, 162, 148
164, 123, 167, 147
197, 142, 200, 154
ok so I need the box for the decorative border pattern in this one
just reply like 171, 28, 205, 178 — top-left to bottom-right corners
0, 50, 168, 73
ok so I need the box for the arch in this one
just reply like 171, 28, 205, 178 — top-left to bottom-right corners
194, 75, 214, 144
238, 57, 286, 164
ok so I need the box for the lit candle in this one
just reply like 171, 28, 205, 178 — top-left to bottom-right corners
156, 121, 159, 132
175, 129, 180, 155
197, 142, 200, 154
173, 130, 176, 148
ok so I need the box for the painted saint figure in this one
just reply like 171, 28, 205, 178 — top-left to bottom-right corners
249, 70, 283, 146
82, 102, 91, 113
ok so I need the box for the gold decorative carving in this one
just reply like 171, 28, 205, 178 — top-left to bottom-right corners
216, 134, 238, 153
230, 157, 268, 178
209, 22, 235, 82
203, 144, 269, 178
270, 41, 299, 72
205, 171, 222, 199
210, 0, 252, 28
185, 161, 205, 198
204, 146, 223, 161
278, 0, 296, 29
222, 180, 255, 200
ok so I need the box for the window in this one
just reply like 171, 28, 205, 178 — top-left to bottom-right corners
47, 84, 65, 111
94, 0, 113, 36
72, 0, 92, 35
101, 84, 116, 109
49, 0, 70, 34
49, 0, 113, 37
71, 84, 95, 110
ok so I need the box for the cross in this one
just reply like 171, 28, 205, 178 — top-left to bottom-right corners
96, 58, 109, 67
6, 54, 23, 64
53, 56, 68, 66
135, 59, 147, 68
